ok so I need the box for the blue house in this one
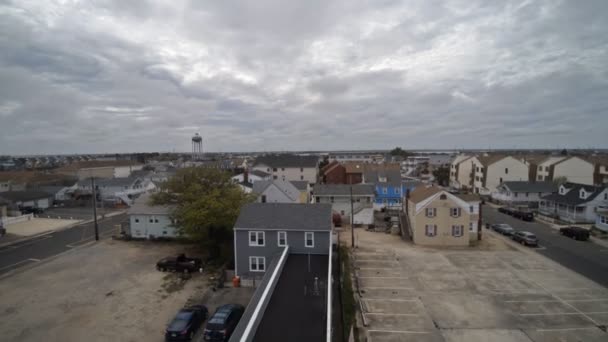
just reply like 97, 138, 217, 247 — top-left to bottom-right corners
363, 169, 419, 210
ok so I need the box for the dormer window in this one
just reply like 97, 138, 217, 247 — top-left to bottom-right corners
580, 189, 587, 199
559, 186, 566, 195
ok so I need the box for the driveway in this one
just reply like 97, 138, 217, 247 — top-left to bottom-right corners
483, 206, 608, 288
349, 228, 608, 342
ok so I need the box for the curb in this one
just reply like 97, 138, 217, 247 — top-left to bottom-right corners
0, 211, 126, 249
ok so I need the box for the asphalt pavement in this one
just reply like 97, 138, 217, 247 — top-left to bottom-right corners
0, 214, 127, 277
483, 206, 608, 288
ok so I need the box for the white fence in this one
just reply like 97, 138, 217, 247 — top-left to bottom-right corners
1, 214, 34, 226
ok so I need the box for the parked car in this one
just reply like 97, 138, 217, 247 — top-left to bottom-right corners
559, 226, 590, 241
512, 209, 534, 221
19, 206, 44, 214
157, 254, 203, 273
498, 207, 513, 215
491, 223, 515, 236
511, 231, 539, 247
165, 305, 208, 341
203, 304, 245, 341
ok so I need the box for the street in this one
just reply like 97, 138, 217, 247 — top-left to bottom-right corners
483, 206, 608, 288
0, 214, 127, 277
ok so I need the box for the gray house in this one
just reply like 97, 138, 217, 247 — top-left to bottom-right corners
252, 180, 305, 203
539, 183, 608, 223
491, 181, 557, 206
313, 184, 375, 224
233, 203, 332, 280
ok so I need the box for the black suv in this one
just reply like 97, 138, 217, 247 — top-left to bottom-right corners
203, 304, 245, 341
560, 226, 590, 241
165, 305, 208, 341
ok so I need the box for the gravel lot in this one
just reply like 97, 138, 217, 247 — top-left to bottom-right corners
347, 228, 608, 342
0, 239, 251, 342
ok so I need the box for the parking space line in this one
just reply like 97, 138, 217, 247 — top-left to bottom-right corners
362, 286, 415, 290
365, 313, 421, 316
363, 298, 419, 302
519, 312, 587, 316
357, 267, 397, 270
536, 327, 601, 332
358, 276, 411, 279
504, 300, 560, 303
565, 298, 608, 302
28, 258, 40, 262
367, 329, 430, 334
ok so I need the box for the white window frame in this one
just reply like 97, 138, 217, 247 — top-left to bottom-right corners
425, 208, 436, 218
249, 231, 265, 247
452, 225, 463, 237
382, 187, 388, 194
469, 205, 474, 213
395, 188, 401, 195
134, 218, 139, 224
277, 231, 287, 247
305, 232, 314, 248
425, 224, 437, 237
450, 208, 461, 217
249, 256, 266, 272
469, 222, 474, 231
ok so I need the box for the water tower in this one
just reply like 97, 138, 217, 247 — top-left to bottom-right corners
192, 133, 203, 160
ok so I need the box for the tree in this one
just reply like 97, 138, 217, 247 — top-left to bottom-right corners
553, 176, 568, 185
560, 149, 568, 156
390, 147, 412, 158
152, 167, 255, 261
318, 156, 329, 171
432, 165, 450, 186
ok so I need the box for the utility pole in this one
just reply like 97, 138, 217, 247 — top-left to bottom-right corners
350, 185, 354, 248
91, 177, 99, 241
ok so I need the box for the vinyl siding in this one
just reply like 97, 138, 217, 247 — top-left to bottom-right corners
129, 214, 177, 239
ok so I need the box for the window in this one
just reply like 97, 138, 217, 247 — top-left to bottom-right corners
305, 232, 314, 247
395, 188, 400, 194
340, 210, 345, 215
538, 166, 542, 171
300, 175, 304, 180
134, 218, 139, 223
450, 208, 461, 217
282, 168, 285, 171
330, 196, 334, 203
277, 231, 287, 247
538, 175, 543, 181
604, 193, 607, 200
273, 175, 277, 180
475, 176, 480, 181
545, 166, 550, 171
249, 231, 265, 246
273, 168, 277, 172
505, 168, 509, 174
452, 225, 463, 237
425, 225, 437, 237
261, 195, 267, 203
300, 168, 304, 172
470, 205, 474, 213
601, 215, 607, 224
525, 192, 529, 197
249, 257, 265, 272
154, 217, 159, 223
514, 193, 518, 198
469, 222, 474, 231
149, 217, 154, 223
382, 187, 388, 194
425, 208, 436, 217
499, 177, 503, 183
440, 194, 447, 200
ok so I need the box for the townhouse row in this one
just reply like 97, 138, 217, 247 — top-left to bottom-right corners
450, 154, 608, 195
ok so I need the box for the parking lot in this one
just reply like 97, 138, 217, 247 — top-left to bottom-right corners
351, 229, 608, 342
0, 239, 253, 342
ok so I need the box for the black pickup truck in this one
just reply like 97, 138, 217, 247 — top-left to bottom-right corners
156, 254, 203, 273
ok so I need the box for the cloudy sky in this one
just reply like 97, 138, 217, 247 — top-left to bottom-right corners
1, 0, 607, 154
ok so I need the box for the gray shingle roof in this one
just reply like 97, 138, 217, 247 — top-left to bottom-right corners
127, 193, 175, 215
541, 182, 607, 206
502, 181, 557, 193
254, 154, 319, 168
250, 169, 271, 178
290, 180, 309, 191
252, 180, 301, 201
313, 184, 375, 196
77, 177, 141, 188
363, 169, 402, 186
234, 203, 332, 231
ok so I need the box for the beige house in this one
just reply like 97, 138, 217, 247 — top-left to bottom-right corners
552, 157, 595, 185
592, 156, 608, 185
470, 155, 529, 195
449, 155, 473, 190
56, 160, 144, 180
406, 186, 480, 246
529, 156, 567, 182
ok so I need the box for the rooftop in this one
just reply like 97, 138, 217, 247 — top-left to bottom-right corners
0, 190, 53, 202
290, 180, 309, 191
541, 182, 607, 206
234, 203, 332, 231
502, 181, 558, 193
254, 154, 318, 168
408, 185, 442, 203
363, 168, 402, 186
253, 254, 328, 342
127, 193, 175, 215
57, 160, 142, 171
252, 180, 301, 201
313, 183, 375, 196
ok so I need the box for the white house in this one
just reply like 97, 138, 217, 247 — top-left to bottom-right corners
0, 191, 53, 209
127, 193, 177, 239
539, 183, 608, 223
313, 184, 375, 224
252, 154, 319, 184
470, 155, 529, 195
596, 205, 608, 232
76, 177, 156, 205
491, 181, 557, 205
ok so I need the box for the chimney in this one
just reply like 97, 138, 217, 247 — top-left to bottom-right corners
244, 170, 249, 184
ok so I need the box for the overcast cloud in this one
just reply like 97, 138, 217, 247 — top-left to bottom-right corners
1, 0, 607, 154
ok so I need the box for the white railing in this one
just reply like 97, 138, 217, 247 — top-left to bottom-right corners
326, 238, 333, 342
1, 213, 34, 226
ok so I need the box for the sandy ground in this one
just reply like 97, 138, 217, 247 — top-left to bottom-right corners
0, 240, 236, 342
344, 228, 608, 342
5, 218, 81, 236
